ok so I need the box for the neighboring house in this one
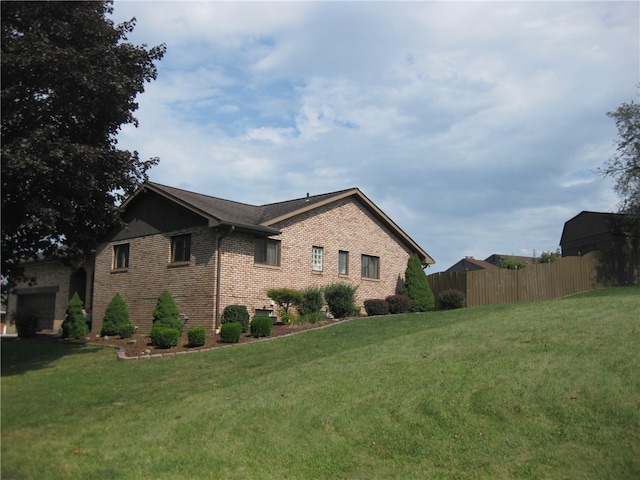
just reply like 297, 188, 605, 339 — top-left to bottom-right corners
560, 211, 629, 257
63, 182, 434, 334
560, 211, 639, 285
483, 254, 536, 268
445, 256, 497, 273
6, 257, 94, 333
445, 254, 536, 273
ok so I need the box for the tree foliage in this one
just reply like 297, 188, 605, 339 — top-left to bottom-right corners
153, 289, 182, 333
401, 255, 434, 312
498, 256, 525, 270
1, 1, 165, 287
100, 292, 135, 338
599, 96, 640, 237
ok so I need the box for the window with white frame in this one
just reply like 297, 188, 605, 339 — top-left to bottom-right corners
361, 254, 380, 279
113, 243, 130, 269
171, 234, 191, 263
255, 238, 281, 266
338, 250, 349, 275
312, 246, 324, 271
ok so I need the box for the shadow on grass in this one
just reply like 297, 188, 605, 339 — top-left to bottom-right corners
1, 334, 103, 377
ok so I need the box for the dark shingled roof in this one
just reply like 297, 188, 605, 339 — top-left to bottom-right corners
122, 182, 434, 265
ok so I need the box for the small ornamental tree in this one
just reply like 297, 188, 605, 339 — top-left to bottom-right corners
401, 255, 434, 312
101, 292, 135, 338
153, 289, 182, 333
61, 292, 88, 339
266, 288, 303, 323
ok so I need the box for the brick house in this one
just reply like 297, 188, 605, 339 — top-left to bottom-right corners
86, 182, 433, 334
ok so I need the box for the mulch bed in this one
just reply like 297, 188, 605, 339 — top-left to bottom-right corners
82, 318, 348, 359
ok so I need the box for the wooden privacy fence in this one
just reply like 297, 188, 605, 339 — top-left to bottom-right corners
428, 252, 605, 308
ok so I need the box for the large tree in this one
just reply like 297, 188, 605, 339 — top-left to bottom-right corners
1, 1, 165, 287
601, 96, 640, 220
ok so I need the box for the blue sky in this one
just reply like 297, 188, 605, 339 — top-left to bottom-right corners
110, 1, 638, 272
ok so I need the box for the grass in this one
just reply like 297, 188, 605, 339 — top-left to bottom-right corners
2, 287, 639, 479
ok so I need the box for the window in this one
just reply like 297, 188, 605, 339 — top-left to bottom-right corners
312, 246, 323, 271
255, 238, 281, 266
113, 243, 130, 269
361, 254, 380, 279
338, 250, 349, 275
171, 234, 191, 263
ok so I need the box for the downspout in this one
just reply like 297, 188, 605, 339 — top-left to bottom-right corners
214, 226, 235, 332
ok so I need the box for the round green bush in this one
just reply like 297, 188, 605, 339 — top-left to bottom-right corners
221, 305, 250, 333
118, 323, 136, 339
250, 316, 273, 338
150, 325, 180, 349
438, 289, 466, 310
324, 282, 357, 319
188, 326, 207, 347
220, 322, 242, 343
364, 299, 389, 316
386, 294, 412, 314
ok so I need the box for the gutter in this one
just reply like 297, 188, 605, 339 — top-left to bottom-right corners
214, 226, 235, 333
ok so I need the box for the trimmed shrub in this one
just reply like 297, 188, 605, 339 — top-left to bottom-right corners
221, 305, 250, 333
250, 316, 273, 338
324, 282, 357, 319
101, 293, 135, 338
150, 325, 180, 349
364, 299, 389, 316
438, 289, 466, 310
386, 294, 412, 314
298, 286, 324, 316
220, 322, 242, 343
153, 289, 183, 334
118, 323, 136, 339
61, 292, 88, 339
187, 326, 207, 347
402, 255, 435, 312
14, 309, 39, 338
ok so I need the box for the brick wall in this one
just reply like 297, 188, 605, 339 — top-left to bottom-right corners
92, 226, 216, 334
218, 198, 411, 316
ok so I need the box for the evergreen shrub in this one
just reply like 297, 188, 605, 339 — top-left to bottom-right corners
386, 294, 412, 314
438, 289, 466, 310
298, 287, 324, 316
14, 309, 39, 338
250, 316, 273, 338
221, 305, 250, 333
101, 293, 135, 338
61, 292, 88, 339
153, 289, 183, 334
188, 326, 206, 347
150, 325, 180, 349
324, 282, 357, 319
402, 255, 435, 312
220, 322, 242, 343
364, 299, 389, 316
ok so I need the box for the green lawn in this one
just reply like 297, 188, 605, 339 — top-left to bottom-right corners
2, 287, 639, 480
